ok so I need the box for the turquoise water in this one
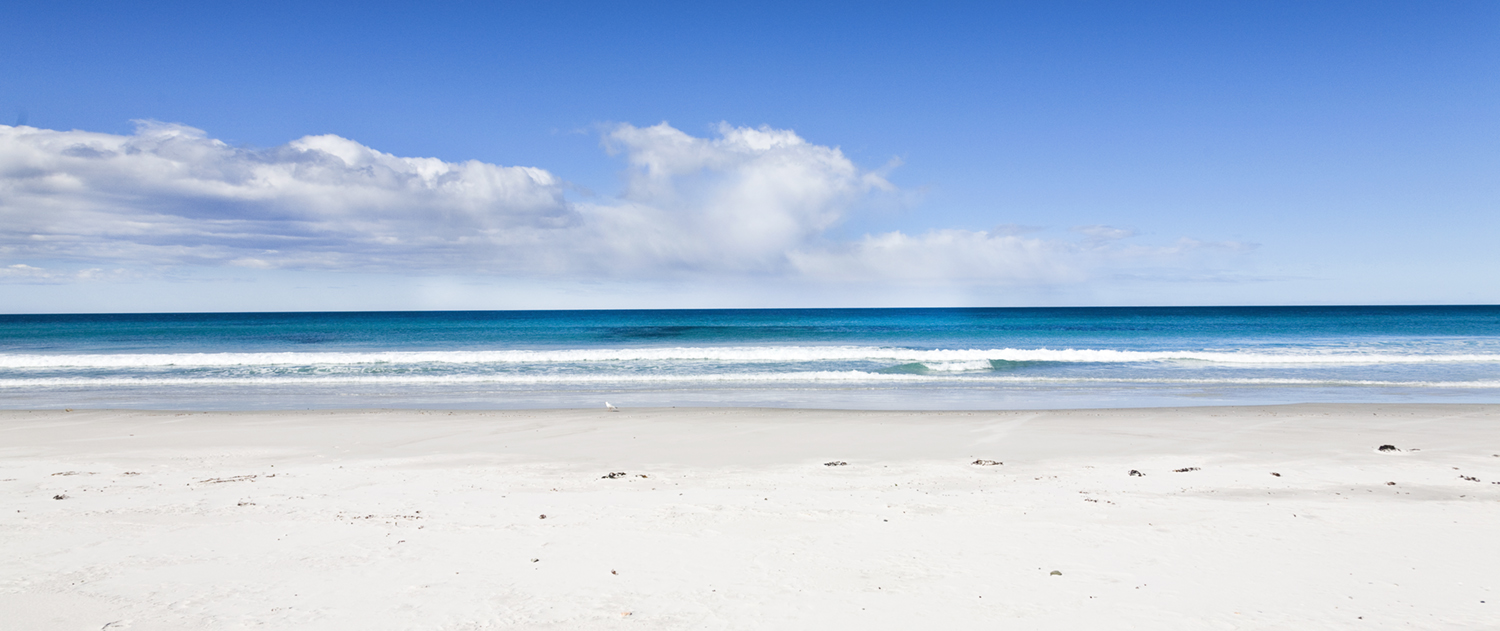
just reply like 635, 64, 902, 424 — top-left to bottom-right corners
2, 306, 1498, 410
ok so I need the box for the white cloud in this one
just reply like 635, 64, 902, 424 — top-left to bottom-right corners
1072, 225, 1136, 242
789, 229, 1085, 284
0, 120, 1252, 287
588, 122, 892, 272
0, 121, 571, 271
0, 263, 131, 283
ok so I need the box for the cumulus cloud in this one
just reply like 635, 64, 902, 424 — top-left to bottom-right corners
586, 122, 893, 272
0, 121, 571, 271
0, 120, 1250, 286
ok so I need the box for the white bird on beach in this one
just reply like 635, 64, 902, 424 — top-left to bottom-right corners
605, 402, 619, 412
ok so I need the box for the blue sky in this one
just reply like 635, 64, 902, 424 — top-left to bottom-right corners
2, 1, 1496, 312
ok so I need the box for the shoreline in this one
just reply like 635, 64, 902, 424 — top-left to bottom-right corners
4, 403, 1498, 628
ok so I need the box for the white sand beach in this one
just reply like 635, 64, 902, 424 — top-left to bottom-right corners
2, 404, 1497, 629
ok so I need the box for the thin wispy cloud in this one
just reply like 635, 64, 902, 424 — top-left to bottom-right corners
0, 121, 1249, 285
0, 263, 131, 283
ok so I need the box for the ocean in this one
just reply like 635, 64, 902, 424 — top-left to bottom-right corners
2, 306, 1498, 410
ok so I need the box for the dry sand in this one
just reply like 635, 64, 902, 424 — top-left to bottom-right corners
2, 404, 1498, 629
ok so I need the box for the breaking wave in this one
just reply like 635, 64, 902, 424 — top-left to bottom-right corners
4, 346, 1500, 369
1, 373, 1497, 389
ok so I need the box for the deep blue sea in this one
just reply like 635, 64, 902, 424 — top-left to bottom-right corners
1, 306, 1498, 410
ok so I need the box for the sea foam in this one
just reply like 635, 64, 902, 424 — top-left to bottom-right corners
3, 346, 1499, 369
2, 373, 1497, 389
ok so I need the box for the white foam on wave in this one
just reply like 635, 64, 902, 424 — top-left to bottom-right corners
3, 346, 1500, 369
2, 372, 1497, 389
921, 360, 996, 372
